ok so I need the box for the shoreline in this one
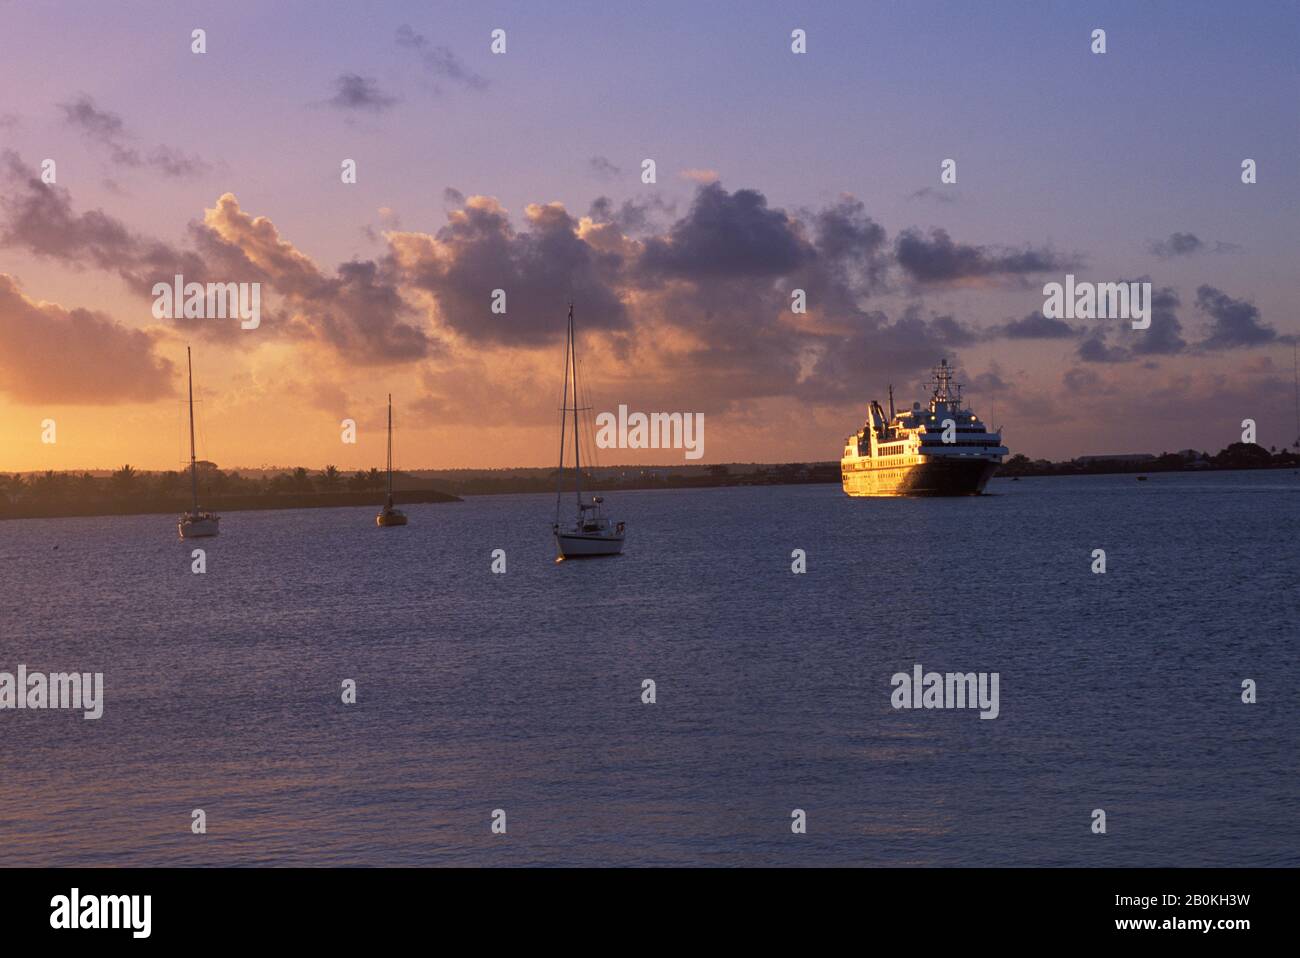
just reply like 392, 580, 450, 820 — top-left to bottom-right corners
2, 464, 1295, 521
0, 488, 461, 522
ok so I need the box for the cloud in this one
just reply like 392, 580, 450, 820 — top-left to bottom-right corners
0, 155, 429, 362
639, 183, 812, 280
387, 182, 1079, 414
679, 168, 720, 184
1148, 231, 1203, 258
395, 25, 487, 91
1147, 232, 1241, 258
389, 195, 627, 346
0, 151, 206, 289
991, 311, 1081, 339
907, 186, 957, 205
895, 227, 1075, 285
587, 194, 675, 234
0, 274, 174, 403
200, 193, 430, 362
1073, 285, 1187, 363
1076, 331, 1129, 364
1063, 366, 1102, 392
1129, 286, 1186, 356
58, 95, 209, 178
328, 74, 399, 112
1194, 285, 1281, 350
588, 156, 621, 179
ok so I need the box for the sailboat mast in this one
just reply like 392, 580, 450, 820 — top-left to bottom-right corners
386, 393, 394, 505
1293, 341, 1299, 449
570, 304, 581, 506
555, 305, 572, 524
187, 346, 198, 511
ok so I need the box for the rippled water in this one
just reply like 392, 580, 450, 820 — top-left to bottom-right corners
0, 471, 1296, 866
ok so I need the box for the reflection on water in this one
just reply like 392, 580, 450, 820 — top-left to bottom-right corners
0, 471, 1296, 865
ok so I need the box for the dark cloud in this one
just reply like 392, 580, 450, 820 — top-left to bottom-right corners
907, 186, 957, 205
199, 193, 431, 363
1068, 285, 1187, 363
395, 25, 487, 91
991, 311, 1081, 339
1129, 286, 1186, 356
929, 313, 981, 347
800, 309, 981, 404
895, 227, 1074, 284
1147, 232, 1240, 258
58, 95, 209, 178
1063, 367, 1102, 392
328, 74, 399, 112
588, 156, 621, 179
392, 197, 627, 345
1147, 232, 1203, 258
587, 194, 675, 234
809, 195, 889, 294
1077, 331, 1129, 364
0, 155, 427, 362
0, 151, 206, 289
1194, 285, 1280, 350
443, 187, 465, 206
639, 183, 812, 280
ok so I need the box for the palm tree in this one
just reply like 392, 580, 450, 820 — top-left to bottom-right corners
366, 467, 383, 490
2, 473, 27, 503
321, 465, 342, 489
110, 464, 137, 497
291, 467, 314, 493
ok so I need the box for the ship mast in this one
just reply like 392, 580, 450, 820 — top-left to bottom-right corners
929, 358, 963, 410
570, 303, 581, 508
386, 393, 394, 509
555, 305, 572, 525
187, 346, 198, 513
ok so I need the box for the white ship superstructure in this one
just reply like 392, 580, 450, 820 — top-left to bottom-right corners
841, 360, 1007, 497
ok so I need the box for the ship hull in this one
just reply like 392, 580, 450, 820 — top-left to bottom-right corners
178, 515, 220, 538
841, 457, 998, 497
555, 531, 625, 557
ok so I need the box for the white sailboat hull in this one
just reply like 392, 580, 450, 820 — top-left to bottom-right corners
555, 530, 625, 557
178, 515, 220, 538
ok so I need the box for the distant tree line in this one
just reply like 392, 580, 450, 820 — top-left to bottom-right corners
0, 463, 400, 508
997, 442, 1299, 477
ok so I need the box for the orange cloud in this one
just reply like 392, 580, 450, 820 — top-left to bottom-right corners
0, 274, 173, 404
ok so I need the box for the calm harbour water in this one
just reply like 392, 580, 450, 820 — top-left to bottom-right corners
0, 471, 1296, 867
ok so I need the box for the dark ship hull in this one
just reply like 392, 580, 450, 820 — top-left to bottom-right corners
841, 457, 998, 497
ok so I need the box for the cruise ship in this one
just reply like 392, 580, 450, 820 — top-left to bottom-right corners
841, 360, 1008, 496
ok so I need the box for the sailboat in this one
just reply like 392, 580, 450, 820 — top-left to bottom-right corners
376, 393, 408, 527
553, 303, 624, 558
177, 346, 220, 539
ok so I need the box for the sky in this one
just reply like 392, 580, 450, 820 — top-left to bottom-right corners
0, 0, 1297, 472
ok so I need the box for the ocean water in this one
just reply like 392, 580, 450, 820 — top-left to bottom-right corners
0, 471, 1296, 867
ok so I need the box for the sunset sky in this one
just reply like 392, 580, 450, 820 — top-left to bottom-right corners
1, 0, 1297, 472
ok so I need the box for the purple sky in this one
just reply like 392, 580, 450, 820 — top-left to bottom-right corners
1, 0, 1297, 471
